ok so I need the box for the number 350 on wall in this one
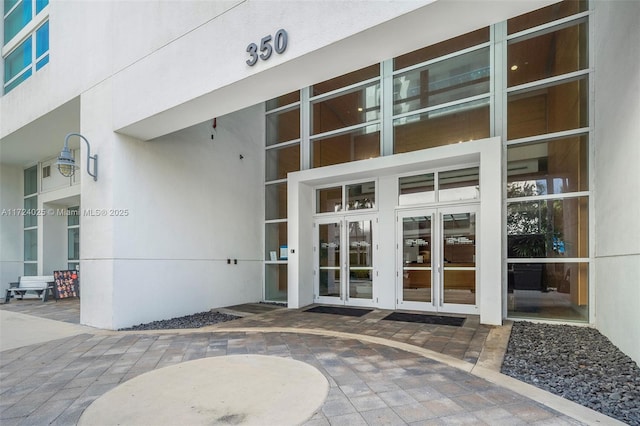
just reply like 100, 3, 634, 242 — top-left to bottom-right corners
246, 29, 288, 66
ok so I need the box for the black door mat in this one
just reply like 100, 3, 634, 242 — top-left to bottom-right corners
304, 306, 373, 317
382, 312, 466, 326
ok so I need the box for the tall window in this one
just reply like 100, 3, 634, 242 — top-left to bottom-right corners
67, 206, 80, 270
264, 0, 591, 322
264, 91, 300, 301
506, 0, 590, 321
23, 165, 38, 275
3, 0, 49, 94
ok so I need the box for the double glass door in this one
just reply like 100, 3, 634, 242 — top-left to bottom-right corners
314, 215, 376, 306
398, 205, 478, 314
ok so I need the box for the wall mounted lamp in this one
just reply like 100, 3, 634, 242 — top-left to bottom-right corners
56, 133, 98, 181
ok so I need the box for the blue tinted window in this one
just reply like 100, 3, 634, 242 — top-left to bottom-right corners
4, 0, 20, 14
36, 54, 48, 70
36, 20, 48, 57
4, 37, 32, 83
36, 0, 48, 13
4, 0, 33, 44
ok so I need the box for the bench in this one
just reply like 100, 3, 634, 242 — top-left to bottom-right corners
4, 276, 55, 303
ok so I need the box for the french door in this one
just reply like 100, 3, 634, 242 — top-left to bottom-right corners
314, 215, 377, 307
397, 205, 478, 315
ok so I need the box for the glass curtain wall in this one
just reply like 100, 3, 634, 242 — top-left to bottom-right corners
264, 91, 300, 301
23, 166, 38, 275
505, 0, 590, 321
264, 0, 591, 321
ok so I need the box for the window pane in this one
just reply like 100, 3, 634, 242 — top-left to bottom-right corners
24, 196, 37, 227
346, 181, 375, 210
312, 64, 379, 96
507, 77, 588, 140
394, 98, 490, 153
508, 262, 588, 322
312, 125, 380, 168
266, 143, 299, 181
507, 136, 588, 197
36, 20, 49, 58
394, 47, 490, 114
24, 229, 37, 261
507, 197, 588, 258
312, 82, 380, 135
508, 0, 588, 35
5, 0, 19, 14
67, 206, 80, 226
399, 174, 435, 205
266, 91, 300, 111
439, 168, 480, 202
4, 0, 32, 43
394, 27, 489, 71
316, 187, 342, 213
265, 182, 287, 220
266, 106, 300, 146
68, 228, 80, 261
265, 222, 287, 261
24, 262, 37, 276
24, 166, 37, 195
4, 37, 32, 84
265, 263, 287, 302
36, 54, 48, 70
36, 0, 49, 13
508, 22, 587, 87
4, 69, 31, 93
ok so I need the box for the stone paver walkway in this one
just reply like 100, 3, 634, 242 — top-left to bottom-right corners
0, 300, 618, 425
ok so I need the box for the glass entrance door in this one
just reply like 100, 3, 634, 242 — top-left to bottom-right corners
397, 206, 478, 314
315, 215, 376, 306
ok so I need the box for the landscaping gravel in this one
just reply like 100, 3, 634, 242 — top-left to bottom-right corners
119, 311, 239, 331
502, 321, 640, 425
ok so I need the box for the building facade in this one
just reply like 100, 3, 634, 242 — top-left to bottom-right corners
1, 0, 639, 363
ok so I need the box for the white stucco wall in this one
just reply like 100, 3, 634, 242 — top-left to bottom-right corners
79, 77, 264, 329
592, 0, 640, 364
0, 165, 23, 292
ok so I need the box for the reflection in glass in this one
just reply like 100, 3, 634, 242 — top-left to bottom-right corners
312, 125, 380, 168
349, 220, 373, 299
507, 136, 588, 197
318, 223, 341, 298
394, 99, 489, 153
508, 262, 588, 321
312, 64, 379, 96
312, 82, 380, 135
508, 22, 588, 87
265, 263, 288, 302
24, 263, 37, 276
508, 77, 588, 140
265, 222, 287, 261
316, 187, 342, 213
266, 106, 300, 146
507, 197, 588, 258
442, 212, 476, 304
394, 27, 489, 71
394, 47, 490, 115
399, 174, 435, 205
266, 143, 300, 181
402, 216, 432, 303
439, 168, 479, 202
346, 182, 375, 210
265, 182, 287, 220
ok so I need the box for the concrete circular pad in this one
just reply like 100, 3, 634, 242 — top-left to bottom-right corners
78, 355, 329, 426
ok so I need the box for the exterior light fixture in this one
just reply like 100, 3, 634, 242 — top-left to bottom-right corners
56, 133, 98, 181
